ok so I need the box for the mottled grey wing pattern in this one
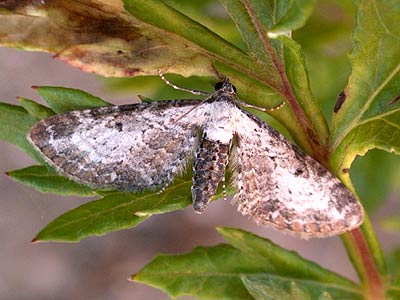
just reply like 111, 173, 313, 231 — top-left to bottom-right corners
232, 110, 364, 238
28, 100, 204, 191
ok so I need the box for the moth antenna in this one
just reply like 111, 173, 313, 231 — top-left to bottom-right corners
237, 99, 286, 112
157, 70, 211, 124
158, 70, 210, 96
171, 102, 205, 124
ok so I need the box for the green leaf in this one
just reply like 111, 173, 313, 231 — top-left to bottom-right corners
34, 170, 238, 242
34, 175, 192, 242
18, 97, 55, 120
34, 86, 110, 113
133, 228, 361, 300
0, 102, 41, 160
331, 0, 400, 174
217, 227, 357, 287
220, 0, 278, 70
134, 244, 261, 300
7, 165, 95, 197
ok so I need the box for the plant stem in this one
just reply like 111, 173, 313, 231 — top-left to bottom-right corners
342, 215, 387, 300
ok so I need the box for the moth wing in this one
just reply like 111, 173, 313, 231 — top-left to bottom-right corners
28, 100, 206, 192
232, 110, 363, 238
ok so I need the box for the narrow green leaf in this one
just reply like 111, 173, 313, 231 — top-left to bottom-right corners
220, 0, 316, 67
278, 36, 330, 153
0, 103, 33, 148
134, 228, 362, 300
220, 0, 277, 70
34, 176, 192, 242
7, 165, 94, 197
35, 86, 111, 113
18, 97, 55, 120
0, 102, 41, 160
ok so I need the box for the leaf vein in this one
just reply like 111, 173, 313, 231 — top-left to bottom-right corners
373, 0, 395, 36
357, 106, 400, 126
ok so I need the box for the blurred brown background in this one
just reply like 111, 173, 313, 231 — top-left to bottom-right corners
0, 47, 398, 300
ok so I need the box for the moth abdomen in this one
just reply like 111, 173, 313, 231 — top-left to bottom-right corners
191, 136, 230, 213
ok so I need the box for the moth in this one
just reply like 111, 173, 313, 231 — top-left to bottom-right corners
28, 78, 363, 238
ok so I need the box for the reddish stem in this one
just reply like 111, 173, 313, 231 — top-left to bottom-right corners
349, 228, 385, 300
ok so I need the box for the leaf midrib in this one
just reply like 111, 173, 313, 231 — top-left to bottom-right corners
137, 271, 362, 294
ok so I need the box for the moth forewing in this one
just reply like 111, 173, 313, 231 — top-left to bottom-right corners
27, 101, 203, 192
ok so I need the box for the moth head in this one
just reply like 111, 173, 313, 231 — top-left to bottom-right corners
215, 78, 236, 94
